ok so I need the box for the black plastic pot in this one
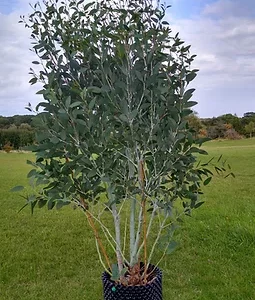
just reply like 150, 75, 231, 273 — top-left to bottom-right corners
102, 264, 162, 300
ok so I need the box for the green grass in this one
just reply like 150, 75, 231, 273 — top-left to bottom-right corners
1, 140, 255, 299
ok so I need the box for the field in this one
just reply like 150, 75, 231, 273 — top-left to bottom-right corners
0, 139, 255, 300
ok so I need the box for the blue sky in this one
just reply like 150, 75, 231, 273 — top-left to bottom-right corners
0, 0, 18, 14
0, 0, 255, 117
169, 0, 216, 18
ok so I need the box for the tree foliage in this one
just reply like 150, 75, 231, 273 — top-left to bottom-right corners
0, 129, 35, 150
245, 121, 255, 138
17, 0, 231, 283
0, 115, 34, 129
186, 112, 203, 138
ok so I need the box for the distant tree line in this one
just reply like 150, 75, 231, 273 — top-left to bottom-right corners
0, 115, 35, 150
187, 112, 255, 140
0, 112, 255, 151
0, 115, 34, 129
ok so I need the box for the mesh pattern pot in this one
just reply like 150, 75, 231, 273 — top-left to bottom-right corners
102, 264, 162, 300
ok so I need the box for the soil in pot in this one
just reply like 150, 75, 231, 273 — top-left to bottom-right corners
102, 263, 162, 300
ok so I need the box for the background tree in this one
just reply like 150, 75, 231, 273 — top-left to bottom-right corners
206, 120, 226, 139
245, 121, 255, 138
0, 116, 11, 129
186, 112, 203, 138
224, 128, 242, 140
243, 112, 255, 119
19, 123, 33, 131
0, 115, 35, 129
218, 114, 243, 135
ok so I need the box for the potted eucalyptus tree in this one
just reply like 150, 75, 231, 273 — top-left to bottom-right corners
15, 0, 229, 299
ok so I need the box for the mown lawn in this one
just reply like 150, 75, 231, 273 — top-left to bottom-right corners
0, 139, 255, 300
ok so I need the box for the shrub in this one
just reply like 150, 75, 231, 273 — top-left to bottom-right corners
224, 129, 243, 140
3, 142, 13, 153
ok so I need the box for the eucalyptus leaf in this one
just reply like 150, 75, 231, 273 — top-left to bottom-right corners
111, 264, 120, 281
166, 241, 178, 254
10, 186, 24, 192
203, 177, 212, 186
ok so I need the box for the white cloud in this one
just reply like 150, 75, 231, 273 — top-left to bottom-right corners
203, 0, 253, 18
166, 0, 255, 116
0, 0, 41, 116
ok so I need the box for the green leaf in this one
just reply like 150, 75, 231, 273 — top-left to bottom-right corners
215, 166, 223, 174
130, 109, 138, 119
36, 178, 50, 186
225, 172, 235, 179
60, 130, 66, 140
111, 264, 119, 281
26, 160, 37, 167
188, 147, 208, 155
18, 203, 29, 213
27, 169, 37, 178
65, 96, 71, 108
56, 200, 70, 210
135, 70, 143, 82
36, 89, 45, 95
70, 101, 82, 108
195, 137, 211, 146
186, 71, 197, 83
10, 186, 24, 192
217, 154, 223, 162
83, 1, 95, 11
36, 157, 44, 163
185, 101, 197, 108
89, 98, 96, 110
88, 169, 97, 178
194, 201, 205, 209
50, 136, 60, 144
76, 119, 87, 126
30, 199, 37, 215
177, 217, 184, 223
166, 241, 178, 254
58, 108, 66, 114
29, 77, 37, 85
87, 86, 101, 94
203, 177, 212, 186
47, 199, 55, 210
119, 114, 129, 123
38, 198, 47, 208
182, 109, 193, 117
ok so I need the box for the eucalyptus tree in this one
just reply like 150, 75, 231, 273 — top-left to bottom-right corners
17, 0, 228, 284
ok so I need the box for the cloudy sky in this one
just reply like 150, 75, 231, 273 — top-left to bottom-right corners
0, 0, 254, 117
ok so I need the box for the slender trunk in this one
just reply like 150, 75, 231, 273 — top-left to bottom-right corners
130, 159, 146, 267
107, 185, 123, 275
142, 198, 147, 268
112, 202, 123, 275
126, 148, 136, 265
147, 216, 168, 267
139, 159, 147, 269
130, 197, 136, 263
85, 210, 111, 271
130, 204, 143, 266
137, 203, 157, 257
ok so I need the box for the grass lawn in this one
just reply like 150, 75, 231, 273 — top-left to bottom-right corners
0, 139, 255, 299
